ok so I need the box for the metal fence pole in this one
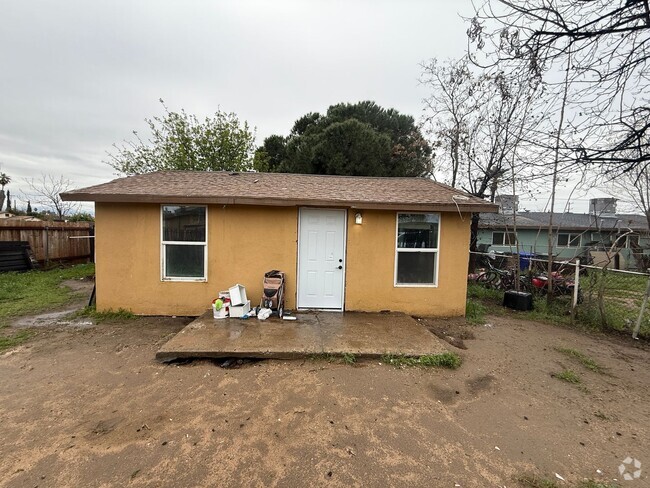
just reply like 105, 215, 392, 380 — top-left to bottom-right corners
632, 271, 650, 340
572, 258, 580, 310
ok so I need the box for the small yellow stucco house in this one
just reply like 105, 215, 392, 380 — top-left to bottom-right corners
62, 171, 497, 317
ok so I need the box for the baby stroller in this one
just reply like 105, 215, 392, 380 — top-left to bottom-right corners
260, 270, 286, 317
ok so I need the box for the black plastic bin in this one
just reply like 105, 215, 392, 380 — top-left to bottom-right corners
503, 290, 534, 311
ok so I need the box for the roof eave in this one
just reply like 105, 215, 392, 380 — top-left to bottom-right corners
61, 192, 498, 213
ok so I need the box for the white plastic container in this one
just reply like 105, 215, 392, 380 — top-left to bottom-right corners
212, 303, 228, 319
229, 300, 251, 318
228, 284, 248, 306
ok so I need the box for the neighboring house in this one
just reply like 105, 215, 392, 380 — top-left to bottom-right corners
61, 171, 497, 317
477, 198, 649, 270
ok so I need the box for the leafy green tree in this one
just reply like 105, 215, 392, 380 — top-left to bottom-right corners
108, 100, 256, 175
67, 212, 95, 222
254, 101, 432, 177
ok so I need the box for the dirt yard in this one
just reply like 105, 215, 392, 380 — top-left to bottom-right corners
1, 309, 648, 487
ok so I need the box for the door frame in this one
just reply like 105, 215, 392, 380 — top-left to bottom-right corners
296, 207, 348, 311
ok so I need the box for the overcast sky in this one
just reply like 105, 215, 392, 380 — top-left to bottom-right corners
0, 0, 612, 214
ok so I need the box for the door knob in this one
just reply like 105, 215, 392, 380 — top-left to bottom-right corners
337, 265, 343, 270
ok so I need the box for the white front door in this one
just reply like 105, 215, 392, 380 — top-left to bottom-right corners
298, 208, 346, 310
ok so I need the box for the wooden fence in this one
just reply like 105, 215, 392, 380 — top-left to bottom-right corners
0, 220, 93, 263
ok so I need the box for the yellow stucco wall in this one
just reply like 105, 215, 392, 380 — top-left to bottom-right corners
95, 203, 471, 317
344, 210, 471, 316
95, 203, 298, 315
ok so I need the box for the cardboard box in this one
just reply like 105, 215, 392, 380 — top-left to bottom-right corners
229, 300, 251, 318
228, 284, 248, 306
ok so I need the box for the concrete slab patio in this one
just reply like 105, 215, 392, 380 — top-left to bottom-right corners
156, 311, 447, 361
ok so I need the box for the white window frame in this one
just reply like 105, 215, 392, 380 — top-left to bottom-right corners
557, 232, 581, 248
491, 231, 517, 246
161, 204, 208, 282
394, 212, 440, 288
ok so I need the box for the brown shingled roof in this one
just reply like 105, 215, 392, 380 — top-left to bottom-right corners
61, 171, 498, 213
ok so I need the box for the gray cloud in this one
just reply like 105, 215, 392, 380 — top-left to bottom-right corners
2, 0, 592, 213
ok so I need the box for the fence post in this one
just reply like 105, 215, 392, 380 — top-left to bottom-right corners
572, 258, 580, 311
44, 226, 49, 267
632, 270, 650, 340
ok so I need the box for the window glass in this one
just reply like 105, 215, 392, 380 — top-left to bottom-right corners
161, 205, 207, 280
397, 214, 439, 249
492, 232, 504, 245
163, 206, 206, 242
558, 233, 580, 247
165, 245, 204, 278
396, 252, 435, 284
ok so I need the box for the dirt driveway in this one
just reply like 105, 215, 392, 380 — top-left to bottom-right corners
0, 313, 648, 487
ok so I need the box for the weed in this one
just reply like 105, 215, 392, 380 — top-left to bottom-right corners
593, 410, 610, 421
73, 306, 135, 323
0, 330, 32, 352
0, 264, 95, 326
555, 347, 604, 373
381, 352, 462, 369
465, 299, 486, 324
342, 353, 356, 365
552, 369, 581, 384
516, 474, 559, 488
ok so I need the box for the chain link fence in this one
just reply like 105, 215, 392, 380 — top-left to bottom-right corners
469, 251, 650, 339
576, 265, 650, 339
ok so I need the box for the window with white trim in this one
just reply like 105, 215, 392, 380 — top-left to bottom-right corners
161, 205, 207, 280
492, 231, 517, 246
557, 232, 581, 247
395, 213, 439, 285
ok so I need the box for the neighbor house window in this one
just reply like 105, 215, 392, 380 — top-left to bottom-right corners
161, 205, 207, 280
626, 234, 640, 248
557, 233, 581, 247
492, 231, 517, 246
395, 213, 439, 286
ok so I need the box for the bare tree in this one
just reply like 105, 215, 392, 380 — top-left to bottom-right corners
25, 174, 79, 219
468, 0, 650, 173
608, 164, 650, 230
421, 57, 543, 269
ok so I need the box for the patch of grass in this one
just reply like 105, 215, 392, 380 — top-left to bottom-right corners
467, 283, 503, 301
342, 353, 356, 365
552, 369, 581, 384
555, 347, 604, 373
577, 481, 620, 488
516, 474, 559, 488
381, 352, 462, 369
0, 330, 32, 352
466, 299, 486, 324
73, 306, 135, 323
0, 264, 95, 327
525, 297, 573, 325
